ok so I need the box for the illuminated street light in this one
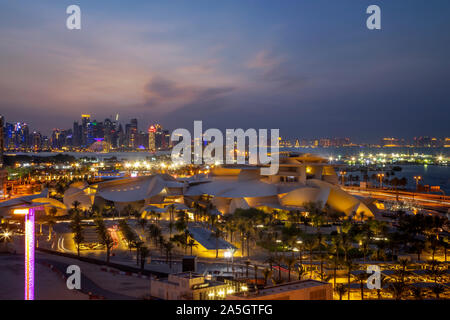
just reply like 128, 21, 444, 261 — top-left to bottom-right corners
413, 176, 422, 190
339, 171, 347, 185
377, 173, 385, 188
13, 206, 39, 300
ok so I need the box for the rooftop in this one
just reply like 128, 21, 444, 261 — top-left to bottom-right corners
231, 280, 330, 298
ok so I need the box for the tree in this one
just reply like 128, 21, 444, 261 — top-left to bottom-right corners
187, 238, 198, 255
334, 284, 347, 300
330, 234, 341, 287
431, 284, 445, 300
297, 264, 307, 281
94, 216, 114, 263
285, 255, 296, 282
345, 260, 356, 300
354, 272, 368, 300
387, 281, 408, 300
137, 218, 148, 233
70, 210, 84, 257
262, 268, 272, 286
211, 228, 224, 259
147, 224, 162, 248
426, 260, 446, 284
133, 240, 144, 265
304, 236, 316, 279
72, 200, 81, 211
163, 240, 174, 268
46, 207, 58, 241
410, 287, 424, 300
139, 246, 150, 270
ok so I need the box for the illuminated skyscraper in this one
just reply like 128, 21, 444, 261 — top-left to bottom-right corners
148, 125, 157, 152
0, 115, 4, 164
81, 114, 91, 147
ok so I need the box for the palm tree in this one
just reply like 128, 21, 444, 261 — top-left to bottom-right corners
275, 254, 284, 282
46, 207, 57, 241
330, 234, 342, 287
94, 217, 114, 263
376, 275, 388, 300
262, 268, 272, 286
139, 246, 150, 270
285, 255, 296, 282
133, 240, 144, 265
345, 260, 356, 300
410, 287, 424, 300
387, 281, 408, 300
265, 255, 276, 270
186, 239, 198, 255
70, 210, 84, 257
297, 264, 307, 280
396, 258, 412, 284
71, 200, 81, 211
426, 260, 446, 284
211, 228, 224, 259
334, 284, 347, 300
147, 224, 162, 248
163, 240, 174, 268
431, 284, 445, 300
137, 218, 148, 233
304, 237, 316, 279
354, 272, 368, 300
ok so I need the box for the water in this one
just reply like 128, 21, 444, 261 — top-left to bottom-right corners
5, 151, 171, 161
5, 148, 450, 193
283, 147, 450, 194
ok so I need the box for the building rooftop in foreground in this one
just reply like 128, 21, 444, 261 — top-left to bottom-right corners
227, 279, 333, 300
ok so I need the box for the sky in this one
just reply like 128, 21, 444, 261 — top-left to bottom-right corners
0, 0, 449, 142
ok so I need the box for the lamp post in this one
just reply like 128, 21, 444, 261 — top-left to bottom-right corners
377, 173, 385, 189
339, 171, 346, 186
13, 206, 39, 300
413, 176, 422, 191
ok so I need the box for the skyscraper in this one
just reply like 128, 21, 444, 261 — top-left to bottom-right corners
0, 115, 4, 164
81, 114, 90, 147
126, 119, 138, 149
148, 125, 156, 152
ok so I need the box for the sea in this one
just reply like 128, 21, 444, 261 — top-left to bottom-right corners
5, 147, 450, 194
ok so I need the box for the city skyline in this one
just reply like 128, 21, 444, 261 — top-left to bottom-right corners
1, 1, 449, 141
1, 113, 450, 151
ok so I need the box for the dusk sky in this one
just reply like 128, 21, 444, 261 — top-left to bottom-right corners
0, 0, 449, 142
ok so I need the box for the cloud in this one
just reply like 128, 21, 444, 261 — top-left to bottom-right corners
143, 75, 235, 111
247, 50, 308, 89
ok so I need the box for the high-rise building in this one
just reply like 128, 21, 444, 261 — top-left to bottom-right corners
81, 114, 91, 147
51, 129, 67, 149
0, 115, 6, 198
73, 121, 81, 147
148, 125, 157, 152
126, 119, 138, 149
31, 131, 42, 151
0, 115, 4, 164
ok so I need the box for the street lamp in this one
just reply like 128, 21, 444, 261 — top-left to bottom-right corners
339, 171, 346, 185
13, 206, 37, 300
377, 173, 385, 188
413, 176, 422, 191
225, 248, 236, 277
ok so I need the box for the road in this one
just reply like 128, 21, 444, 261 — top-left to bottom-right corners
343, 186, 450, 210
